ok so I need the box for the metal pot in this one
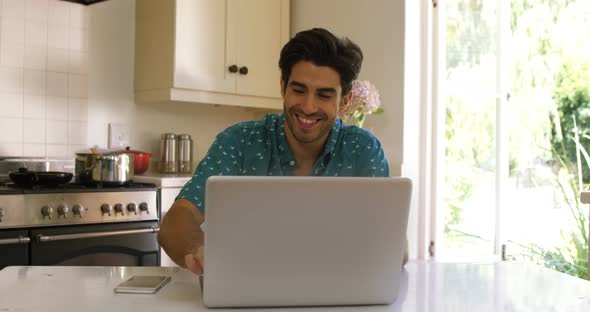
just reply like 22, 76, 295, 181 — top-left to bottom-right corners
75, 153, 134, 185
114, 147, 152, 175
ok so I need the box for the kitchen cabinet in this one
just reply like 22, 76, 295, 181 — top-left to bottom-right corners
135, 0, 290, 110
134, 174, 192, 267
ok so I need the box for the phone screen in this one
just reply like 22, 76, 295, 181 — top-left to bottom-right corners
114, 275, 171, 294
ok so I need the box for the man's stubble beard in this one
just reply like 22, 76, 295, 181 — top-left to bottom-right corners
284, 106, 336, 144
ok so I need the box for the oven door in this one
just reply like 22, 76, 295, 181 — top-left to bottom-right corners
30, 221, 160, 266
0, 229, 30, 269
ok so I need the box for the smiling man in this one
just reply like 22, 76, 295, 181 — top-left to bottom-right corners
158, 28, 392, 275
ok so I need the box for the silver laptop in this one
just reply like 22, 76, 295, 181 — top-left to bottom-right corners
202, 176, 412, 308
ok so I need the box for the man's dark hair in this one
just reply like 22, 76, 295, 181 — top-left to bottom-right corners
278, 28, 363, 96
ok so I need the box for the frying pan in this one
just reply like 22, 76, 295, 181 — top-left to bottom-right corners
9, 167, 74, 188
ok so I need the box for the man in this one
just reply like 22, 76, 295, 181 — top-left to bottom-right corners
159, 28, 398, 275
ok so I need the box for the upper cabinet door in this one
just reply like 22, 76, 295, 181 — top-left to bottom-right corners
135, 0, 289, 110
174, 0, 235, 94
233, 0, 283, 98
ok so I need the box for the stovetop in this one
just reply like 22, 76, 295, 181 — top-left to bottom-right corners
0, 185, 22, 195
0, 182, 158, 195
0, 182, 159, 229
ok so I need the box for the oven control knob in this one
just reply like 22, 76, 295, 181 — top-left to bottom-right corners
127, 203, 137, 215
100, 204, 112, 216
41, 206, 54, 219
72, 204, 84, 218
114, 203, 124, 215
57, 205, 69, 218
139, 202, 149, 214
0, 207, 4, 222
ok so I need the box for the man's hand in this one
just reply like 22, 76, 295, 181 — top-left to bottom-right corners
158, 199, 205, 273
184, 245, 205, 275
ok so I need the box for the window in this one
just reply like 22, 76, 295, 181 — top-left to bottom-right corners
431, 0, 589, 278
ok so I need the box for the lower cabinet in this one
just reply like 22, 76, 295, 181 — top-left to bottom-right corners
160, 187, 182, 267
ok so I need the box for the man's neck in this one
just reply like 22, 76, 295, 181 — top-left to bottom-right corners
283, 124, 328, 174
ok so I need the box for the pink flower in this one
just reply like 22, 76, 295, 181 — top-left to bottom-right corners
339, 80, 383, 127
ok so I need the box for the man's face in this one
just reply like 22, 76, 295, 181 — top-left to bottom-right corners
281, 61, 344, 145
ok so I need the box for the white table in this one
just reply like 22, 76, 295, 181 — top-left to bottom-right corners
0, 262, 589, 311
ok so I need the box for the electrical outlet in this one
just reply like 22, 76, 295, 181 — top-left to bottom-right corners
108, 123, 130, 149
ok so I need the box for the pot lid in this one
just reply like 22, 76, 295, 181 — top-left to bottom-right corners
113, 146, 152, 156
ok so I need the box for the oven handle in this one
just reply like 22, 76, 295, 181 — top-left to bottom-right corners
0, 236, 31, 245
36, 226, 160, 243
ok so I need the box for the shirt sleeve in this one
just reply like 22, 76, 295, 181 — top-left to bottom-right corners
176, 128, 243, 214
356, 135, 390, 177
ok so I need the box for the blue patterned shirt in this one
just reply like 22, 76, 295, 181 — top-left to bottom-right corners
177, 113, 389, 213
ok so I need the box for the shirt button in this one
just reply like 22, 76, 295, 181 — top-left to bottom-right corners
289, 160, 295, 166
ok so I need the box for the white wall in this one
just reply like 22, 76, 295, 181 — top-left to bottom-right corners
290, 0, 405, 176
0, 0, 89, 158
403, 1, 422, 260
87, 0, 257, 164
0, 0, 257, 163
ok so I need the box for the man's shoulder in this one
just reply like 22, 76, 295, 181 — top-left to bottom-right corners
339, 123, 381, 145
335, 123, 389, 176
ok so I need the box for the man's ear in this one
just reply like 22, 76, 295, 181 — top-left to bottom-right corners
339, 93, 353, 114
280, 79, 285, 97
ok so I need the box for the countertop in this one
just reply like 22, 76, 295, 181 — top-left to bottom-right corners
1, 262, 589, 311
133, 173, 192, 188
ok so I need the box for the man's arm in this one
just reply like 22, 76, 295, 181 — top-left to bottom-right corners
160, 127, 244, 274
158, 198, 205, 274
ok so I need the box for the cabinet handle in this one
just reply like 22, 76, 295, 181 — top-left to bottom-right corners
228, 65, 238, 73
239, 66, 249, 75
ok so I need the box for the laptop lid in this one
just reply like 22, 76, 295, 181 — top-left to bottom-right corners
202, 176, 412, 308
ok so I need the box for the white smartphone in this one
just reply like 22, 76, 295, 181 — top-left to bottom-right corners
114, 275, 171, 294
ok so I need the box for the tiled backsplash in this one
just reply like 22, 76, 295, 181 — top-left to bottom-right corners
0, 0, 88, 158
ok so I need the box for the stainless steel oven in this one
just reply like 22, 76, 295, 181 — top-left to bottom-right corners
30, 221, 158, 266
0, 183, 160, 269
